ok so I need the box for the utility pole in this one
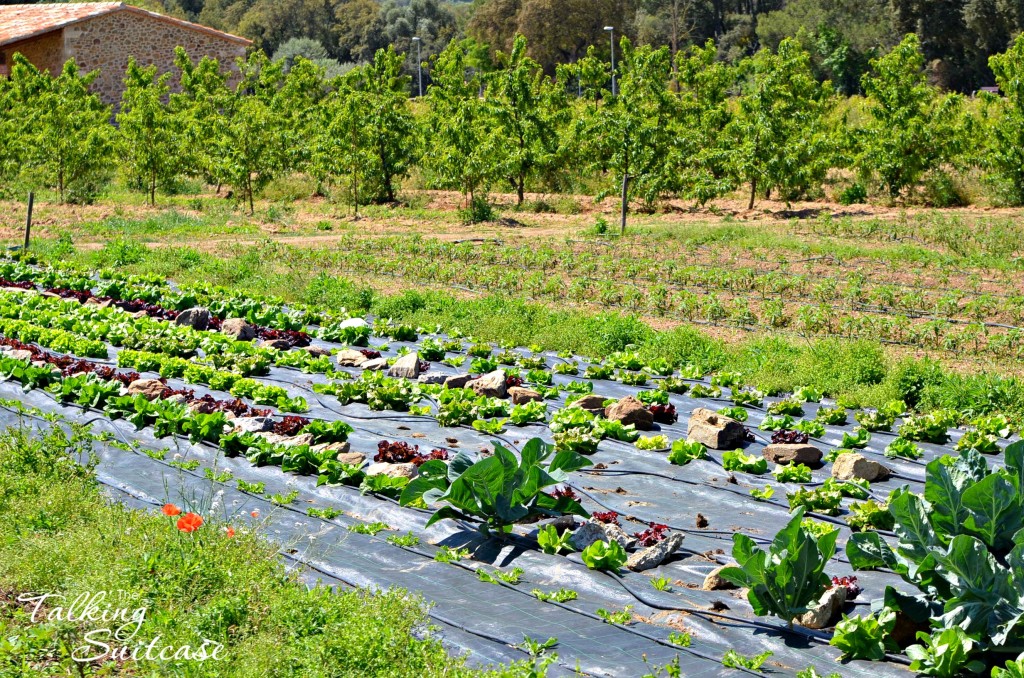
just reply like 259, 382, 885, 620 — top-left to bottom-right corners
412, 37, 423, 98
605, 26, 616, 96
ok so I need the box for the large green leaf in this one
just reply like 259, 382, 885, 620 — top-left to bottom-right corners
1004, 440, 1024, 491
961, 473, 1024, 553
924, 457, 969, 542
547, 449, 593, 477
847, 531, 901, 572
890, 488, 940, 565
934, 534, 1018, 640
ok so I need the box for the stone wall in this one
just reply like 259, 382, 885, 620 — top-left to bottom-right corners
2, 31, 65, 77
62, 9, 247, 105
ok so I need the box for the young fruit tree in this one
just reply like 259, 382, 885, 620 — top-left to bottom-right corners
484, 34, 568, 206
312, 68, 373, 213
726, 37, 837, 209
984, 34, 1024, 205
423, 40, 495, 214
576, 39, 680, 224
673, 40, 738, 205
117, 58, 184, 206
354, 46, 419, 204
8, 55, 113, 204
171, 48, 230, 193
854, 34, 966, 201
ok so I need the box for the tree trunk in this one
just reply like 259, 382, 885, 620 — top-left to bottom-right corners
748, 177, 757, 210
352, 169, 359, 219
517, 177, 525, 207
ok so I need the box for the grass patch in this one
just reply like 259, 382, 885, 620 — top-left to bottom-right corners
0, 423, 528, 677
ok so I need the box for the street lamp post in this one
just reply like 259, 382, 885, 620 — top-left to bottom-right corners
412, 37, 423, 98
604, 26, 615, 96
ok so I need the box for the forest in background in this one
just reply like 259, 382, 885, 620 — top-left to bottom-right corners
3, 0, 1019, 93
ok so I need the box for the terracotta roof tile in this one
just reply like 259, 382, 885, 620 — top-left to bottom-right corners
0, 2, 251, 48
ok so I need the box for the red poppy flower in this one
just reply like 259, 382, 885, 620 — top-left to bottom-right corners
176, 512, 203, 533
162, 503, 181, 517
225, 526, 235, 538
250, 509, 260, 519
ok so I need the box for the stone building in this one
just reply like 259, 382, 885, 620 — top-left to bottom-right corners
0, 3, 250, 105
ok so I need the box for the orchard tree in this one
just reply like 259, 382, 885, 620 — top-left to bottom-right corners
207, 51, 291, 214
984, 35, 1024, 204
171, 48, 231, 190
726, 37, 836, 209
312, 70, 372, 212
312, 48, 417, 210
855, 34, 966, 200
484, 34, 568, 205
423, 40, 494, 210
9, 55, 113, 203
0, 69, 23, 195
117, 58, 185, 205
275, 56, 329, 178
575, 39, 680, 215
355, 47, 419, 203
673, 40, 738, 204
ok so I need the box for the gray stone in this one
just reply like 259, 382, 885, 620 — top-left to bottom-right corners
417, 373, 447, 385
605, 395, 654, 431
308, 442, 350, 458
361, 357, 388, 371
388, 352, 420, 379
763, 443, 823, 466
364, 462, 417, 479
305, 346, 331, 358
686, 408, 747, 449
468, 369, 508, 398
335, 451, 366, 466
626, 533, 685, 572
85, 297, 112, 308
571, 394, 608, 414
175, 307, 211, 331
127, 378, 164, 399
231, 416, 273, 433
508, 386, 543, 404
258, 338, 291, 350
2, 286, 35, 295
444, 373, 473, 389
702, 565, 739, 591
795, 585, 848, 629
570, 521, 632, 551
336, 349, 368, 367
832, 453, 891, 482
221, 317, 256, 341
7, 349, 34, 362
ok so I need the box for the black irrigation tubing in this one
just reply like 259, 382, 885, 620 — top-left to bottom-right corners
566, 480, 866, 567
606, 571, 837, 645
